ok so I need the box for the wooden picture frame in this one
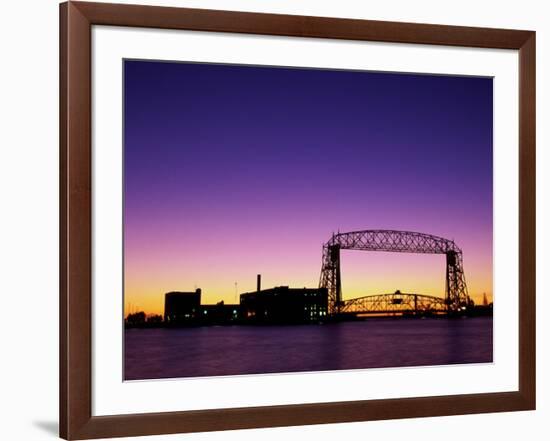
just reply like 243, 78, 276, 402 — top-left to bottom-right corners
60, 1, 536, 439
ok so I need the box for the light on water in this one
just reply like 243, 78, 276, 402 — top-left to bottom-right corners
125, 317, 493, 381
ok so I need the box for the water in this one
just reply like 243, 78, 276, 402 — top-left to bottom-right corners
124, 317, 492, 380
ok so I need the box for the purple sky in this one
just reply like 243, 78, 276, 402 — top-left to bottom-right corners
124, 60, 493, 314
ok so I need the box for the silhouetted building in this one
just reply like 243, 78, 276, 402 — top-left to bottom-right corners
164, 289, 201, 324
201, 301, 240, 325
240, 285, 328, 324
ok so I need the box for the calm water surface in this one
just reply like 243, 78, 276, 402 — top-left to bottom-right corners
125, 317, 492, 380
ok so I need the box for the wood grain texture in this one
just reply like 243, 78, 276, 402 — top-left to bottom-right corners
59, 2, 536, 439
518, 33, 536, 408
60, 2, 92, 439
59, 3, 68, 437
74, 1, 532, 48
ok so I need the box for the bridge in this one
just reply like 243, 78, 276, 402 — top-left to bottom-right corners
340, 291, 448, 316
319, 230, 470, 315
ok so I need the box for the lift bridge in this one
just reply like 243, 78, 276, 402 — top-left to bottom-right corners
319, 230, 470, 316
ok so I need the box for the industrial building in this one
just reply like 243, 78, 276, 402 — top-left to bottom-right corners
162, 276, 329, 326
164, 289, 201, 325
201, 301, 240, 325
240, 275, 328, 324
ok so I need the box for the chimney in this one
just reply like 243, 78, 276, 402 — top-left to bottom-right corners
257, 274, 261, 292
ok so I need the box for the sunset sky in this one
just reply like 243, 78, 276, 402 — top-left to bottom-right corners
124, 60, 493, 316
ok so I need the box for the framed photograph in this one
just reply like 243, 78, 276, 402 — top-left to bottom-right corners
60, 1, 536, 439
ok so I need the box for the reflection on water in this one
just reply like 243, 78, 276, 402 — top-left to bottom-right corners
124, 317, 492, 380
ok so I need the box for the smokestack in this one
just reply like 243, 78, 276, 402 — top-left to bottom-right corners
257, 274, 261, 292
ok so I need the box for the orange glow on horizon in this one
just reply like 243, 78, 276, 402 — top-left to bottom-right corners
124, 251, 493, 317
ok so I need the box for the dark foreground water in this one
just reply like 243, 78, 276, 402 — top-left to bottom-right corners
125, 317, 492, 380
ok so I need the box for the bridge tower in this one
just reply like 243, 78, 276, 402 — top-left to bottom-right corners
319, 236, 343, 314
445, 250, 469, 312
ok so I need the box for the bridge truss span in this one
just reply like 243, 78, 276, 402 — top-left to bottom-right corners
319, 230, 470, 315
329, 230, 460, 254
340, 292, 447, 316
